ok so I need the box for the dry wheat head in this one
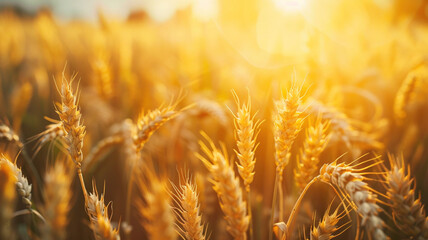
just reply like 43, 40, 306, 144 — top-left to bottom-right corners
40, 161, 72, 240
319, 161, 387, 240
295, 117, 330, 192
0, 159, 16, 240
56, 75, 86, 166
385, 154, 428, 239
197, 133, 249, 240
86, 184, 120, 240
172, 176, 207, 240
231, 91, 261, 192
273, 83, 304, 180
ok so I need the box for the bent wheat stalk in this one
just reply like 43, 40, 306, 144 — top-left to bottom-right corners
319, 160, 387, 240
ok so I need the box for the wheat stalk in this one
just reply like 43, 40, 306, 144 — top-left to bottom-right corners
40, 161, 72, 240
385, 154, 428, 239
272, 81, 305, 234
171, 175, 207, 240
319, 160, 387, 240
0, 159, 16, 240
196, 132, 249, 240
295, 117, 330, 192
86, 183, 120, 240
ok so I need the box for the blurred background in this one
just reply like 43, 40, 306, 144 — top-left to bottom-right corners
1, 0, 428, 239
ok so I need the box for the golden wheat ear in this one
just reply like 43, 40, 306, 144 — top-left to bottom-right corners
394, 65, 426, 121
171, 172, 207, 240
0, 155, 32, 208
55, 74, 86, 167
0, 123, 23, 148
294, 115, 330, 192
40, 160, 72, 240
86, 181, 120, 240
0, 159, 16, 240
319, 159, 387, 240
309, 200, 351, 240
55, 72, 89, 203
28, 118, 65, 156
133, 94, 191, 152
385, 153, 428, 239
136, 167, 177, 240
196, 132, 249, 240
230, 89, 262, 192
273, 81, 305, 180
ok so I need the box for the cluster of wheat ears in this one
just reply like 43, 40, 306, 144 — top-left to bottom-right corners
1, 6, 428, 240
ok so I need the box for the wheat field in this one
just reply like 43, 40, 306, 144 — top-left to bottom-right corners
1, 1, 428, 240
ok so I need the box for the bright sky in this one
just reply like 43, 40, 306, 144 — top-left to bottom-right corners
0, 0, 218, 22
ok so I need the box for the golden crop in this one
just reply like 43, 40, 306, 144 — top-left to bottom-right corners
1, 1, 428, 239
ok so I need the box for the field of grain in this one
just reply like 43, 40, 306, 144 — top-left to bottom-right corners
1, 1, 428, 240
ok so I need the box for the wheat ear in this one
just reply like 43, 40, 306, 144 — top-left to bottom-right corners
124, 103, 183, 234
309, 202, 348, 240
273, 82, 304, 180
0, 155, 32, 208
295, 117, 330, 192
394, 66, 421, 120
305, 100, 383, 151
319, 160, 387, 240
171, 175, 207, 240
11, 81, 33, 131
30, 121, 65, 154
231, 90, 261, 192
92, 55, 113, 100
385, 154, 428, 239
86, 183, 120, 240
0, 159, 16, 240
133, 104, 180, 151
273, 82, 304, 233
230, 90, 261, 240
82, 135, 124, 172
137, 170, 177, 240
55, 74, 88, 201
196, 132, 249, 240
40, 161, 72, 240
0, 124, 22, 148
